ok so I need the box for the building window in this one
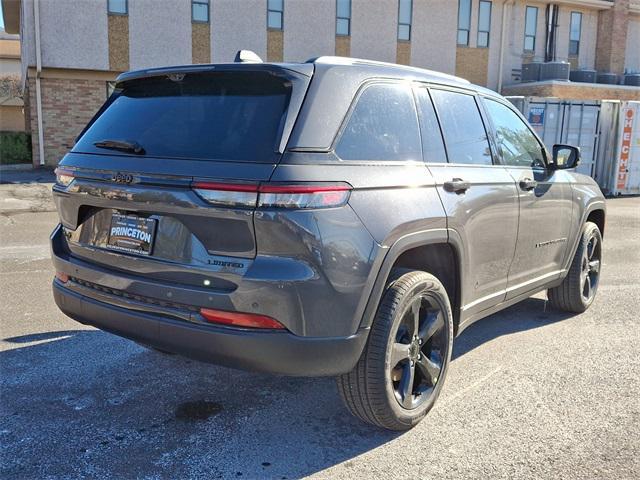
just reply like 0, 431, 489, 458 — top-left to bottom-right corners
457, 0, 471, 46
267, 0, 284, 30
397, 0, 412, 41
477, 1, 491, 48
107, 0, 127, 15
524, 6, 538, 52
336, 0, 351, 36
569, 11, 582, 56
192, 0, 209, 23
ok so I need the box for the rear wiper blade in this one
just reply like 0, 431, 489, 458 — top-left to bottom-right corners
93, 139, 145, 155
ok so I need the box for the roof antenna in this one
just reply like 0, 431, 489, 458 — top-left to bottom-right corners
234, 50, 263, 64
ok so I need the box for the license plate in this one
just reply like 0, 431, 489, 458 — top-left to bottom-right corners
107, 213, 157, 256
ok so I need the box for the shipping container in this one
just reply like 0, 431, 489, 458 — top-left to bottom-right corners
609, 102, 640, 196
507, 97, 640, 196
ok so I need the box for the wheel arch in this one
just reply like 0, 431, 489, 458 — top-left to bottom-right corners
586, 208, 605, 238
358, 229, 464, 335
562, 200, 606, 273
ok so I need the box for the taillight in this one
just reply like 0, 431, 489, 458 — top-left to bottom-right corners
258, 184, 351, 209
192, 182, 351, 209
200, 308, 285, 330
192, 182, 258, 208
54, 168, 74, 187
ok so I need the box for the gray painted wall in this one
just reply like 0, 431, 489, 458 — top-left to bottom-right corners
19, 0, 35, 81
350, 0, 398, 63
411, 0, 457, 74
129, 0, 192, 69
626, 16, 640, 72
15, 0, 613, 91
487, 0, 504, 90
212, 0, 267, 62
283, 0, 335, 62
39, 0, 109, 71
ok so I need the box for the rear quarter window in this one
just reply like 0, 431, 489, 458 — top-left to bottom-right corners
74, 71, 292, 163
335, 83, 422, 162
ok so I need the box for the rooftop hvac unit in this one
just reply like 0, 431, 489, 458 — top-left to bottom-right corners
539, 61, 570, 81
521, 62, 541, 82
570, 69, 597, 83
623, 74, 640, 87
597, 72, 619, 85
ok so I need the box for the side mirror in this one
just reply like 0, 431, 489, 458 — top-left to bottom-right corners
550, 144, 581, 170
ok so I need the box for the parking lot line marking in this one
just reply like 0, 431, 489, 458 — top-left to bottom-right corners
442, 366, 503, 405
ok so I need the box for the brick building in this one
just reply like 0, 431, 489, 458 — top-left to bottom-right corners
1, 0, 639, 167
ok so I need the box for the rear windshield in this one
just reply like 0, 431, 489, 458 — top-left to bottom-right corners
74, 71, 292, 163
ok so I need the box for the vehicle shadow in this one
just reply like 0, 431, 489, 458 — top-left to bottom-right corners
0, 297, 573, 479
453, 296, 573, 359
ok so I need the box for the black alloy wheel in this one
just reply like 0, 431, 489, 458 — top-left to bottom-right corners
580, 230, 601, 303
390, 296, 447, 410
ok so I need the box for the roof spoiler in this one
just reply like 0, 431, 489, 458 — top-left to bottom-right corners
234, 50, 263, 64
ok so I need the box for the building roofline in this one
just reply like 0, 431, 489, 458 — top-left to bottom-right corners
556, 0, 614, 9
505, 79, 640, 92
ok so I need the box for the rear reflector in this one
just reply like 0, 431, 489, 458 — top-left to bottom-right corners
200, 308, 285, 330
192, 182, 351, 209
54, 168, 74, 187
55, 271, 69, 283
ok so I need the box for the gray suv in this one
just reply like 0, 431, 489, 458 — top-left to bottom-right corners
51, 55, 606, 430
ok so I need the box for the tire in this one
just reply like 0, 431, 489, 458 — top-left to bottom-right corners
337, 269, 454, 431
548, 221, 602, 313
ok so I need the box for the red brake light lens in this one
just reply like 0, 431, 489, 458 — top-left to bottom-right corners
192, 181, 259, 208
200, 308, 285, 330
192, 182, 351, 209
258, 183, 351, 209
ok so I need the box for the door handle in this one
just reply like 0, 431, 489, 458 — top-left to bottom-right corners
519, 178, 538, 190
443, 178, 471, 193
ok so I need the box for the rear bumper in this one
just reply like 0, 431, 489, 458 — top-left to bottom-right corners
52, 280, 368, 376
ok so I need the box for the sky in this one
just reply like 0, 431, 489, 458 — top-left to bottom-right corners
0, 5, 5, 29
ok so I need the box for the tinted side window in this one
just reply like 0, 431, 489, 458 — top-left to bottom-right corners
484, 99, 546, 168
415, 88, 447, 163
336, 83, 421, 162
430, 89, 492, 165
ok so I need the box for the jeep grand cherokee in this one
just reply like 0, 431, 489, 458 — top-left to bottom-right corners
51, 54, 605, 430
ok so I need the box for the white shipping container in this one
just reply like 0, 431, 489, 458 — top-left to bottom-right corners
507, 96, 639, 196
517, 99, 600, 177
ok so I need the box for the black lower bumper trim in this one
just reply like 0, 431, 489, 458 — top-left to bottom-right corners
53, 281, 368, 377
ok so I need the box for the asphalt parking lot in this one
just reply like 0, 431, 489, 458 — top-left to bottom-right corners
1, 183, 638, 479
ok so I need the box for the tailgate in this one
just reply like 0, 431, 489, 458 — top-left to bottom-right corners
52, 65, 311, 288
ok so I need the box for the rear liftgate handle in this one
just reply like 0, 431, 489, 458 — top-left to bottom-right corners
444, 178, 471, 194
